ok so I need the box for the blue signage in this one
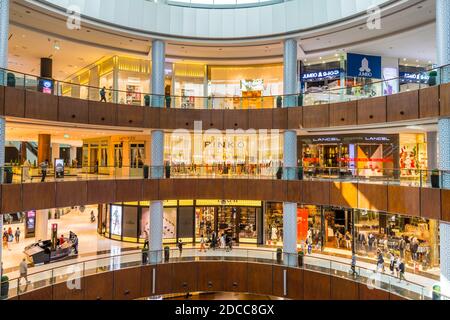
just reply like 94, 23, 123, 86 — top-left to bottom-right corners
347, 53, 382, 79
301, 69, 342, 82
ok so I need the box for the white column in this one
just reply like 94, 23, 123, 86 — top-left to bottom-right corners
427, 131, 438, 171
151, 130, 164, 179
149, 201, 163, 263
283, 130, 297, 180
70, 146, 77, 164
283, 38, 298, 107
151, 39, 165, 107
283, 202, 297, 267
35, 210, 49, 241
437, 0, 450, 83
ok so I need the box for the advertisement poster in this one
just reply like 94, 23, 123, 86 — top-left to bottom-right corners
25, 210, 36, 238
55, 159, 65, 178
347, 53, 382, 79
111, 205, 123, 236
297, 208, 309, 242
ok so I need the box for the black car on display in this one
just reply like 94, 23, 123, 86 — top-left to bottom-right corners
23, 232, 78, 265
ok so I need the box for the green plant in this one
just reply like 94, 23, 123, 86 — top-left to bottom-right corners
432, 169, 440, 175
298, 251, 304, 257
1, 275, 8, 283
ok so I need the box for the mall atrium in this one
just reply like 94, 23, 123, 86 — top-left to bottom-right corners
0, 0, 450, 303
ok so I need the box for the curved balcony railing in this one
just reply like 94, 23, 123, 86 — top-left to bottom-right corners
166, 0, 284, 9
1, 248, 447, 301
1, 165, 449, 189
1, 64, 449, 110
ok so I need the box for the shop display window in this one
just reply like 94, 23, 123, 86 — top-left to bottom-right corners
265, 202, 283, 246
122, 206, 138, 240
163, 208, 177, 241
110, 205, 123, 237
195, 207, 215, 241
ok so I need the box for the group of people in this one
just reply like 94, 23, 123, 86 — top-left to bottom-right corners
376, 249, 406, 282
2, 227, 21, 250
196, 232, 233, 253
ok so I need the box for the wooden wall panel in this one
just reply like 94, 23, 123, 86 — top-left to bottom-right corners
22, 182, 56, 211
247, 263, 273, 296
287, 108, 302, 130
389, 293, 407, 300
330, 276, 359, 300
357, 96, 387, 125
58, 96, 89, 124
419, 86, 440, 118
175, 109, 210, 130
84, 272, 114, 300
287, 268, 304, 300
115, 179, 143, 202
224, 110, 249, 130
248, 109, 272, 129
388, 185, 420, 217
303, 270, 330, 300
155, 264, 173, 295
272, 108, 287, 129
357, 183, 388, 212
53, 278, 85, 300
210, 110, 224, 130
286, 180, 302, 203
197, 262, 225, 292
271, 266, 285, 298
159, 179, 195, 200
172, 263, 198, 293
223, 179, 248, 200
330, 182, 358, 208
143, 107, 160, 128
358, 284, 389, 300
18, 286, 53, 300
113, 267, 142, 300
272, 180, 287, 202
87, 180, 116, 205
1, 183, 22, 214
4, 86, 25, 117
387, 90, 419, 122
441, 189, 450, 222
302, 105, 329, 128
421, 187, 441, 220
440, 82, 450, 116
302, 181, 330, 206
248, 180, 273, 199
224, 262, 248, 293
117, 105, 144, 128
140, 265, 153, 298
329, 101, 357, 127
88, 101, 117, 126
25, 90, 58, 121
196, 179, 223, 199
159, 109, 177, 129
142, 179, 159, 200
55, 181, 87, 208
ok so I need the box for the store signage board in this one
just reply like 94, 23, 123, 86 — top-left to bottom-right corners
347, 53, 382, 78
400, 72, 430, 83
301, 69, 342, 82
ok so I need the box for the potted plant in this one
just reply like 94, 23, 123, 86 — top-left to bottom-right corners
164, 246, 170, 262
276, 167, 283, 180
428, 70, 438, 87
431, 169, 440, 188
276, 96, 282, 108
298, 251, 305, 267
276, 248, 283, 264
165, 95, 171, 109
1, 275, 9, 300
143, 165, 149, 179
165, 163, 171, 179
4, 167, 13, 184
298, 166, 303, 180
144, 94, 150, 107
6, 72, 15, 87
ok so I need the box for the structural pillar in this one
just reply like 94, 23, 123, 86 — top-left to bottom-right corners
151, 39, 166, 107
70, 146, 77, 166
437, 0, 450, 297
149, 129, 164, 263
35, 210, 49, 241
51, 143, 60, 165
38, 134, 51, 165
427, 132, 438, 172
282, 38, 299, 266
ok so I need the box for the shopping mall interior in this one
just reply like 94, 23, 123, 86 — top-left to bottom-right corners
1, 0, 450, 304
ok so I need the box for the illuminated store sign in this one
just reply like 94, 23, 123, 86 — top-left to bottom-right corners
400, 72, 430, 83
301, 69, 342, 82
347, 53, 382, 79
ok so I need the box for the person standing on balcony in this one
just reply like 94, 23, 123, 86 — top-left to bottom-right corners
14, 227, 20, 244
100, 86, 107, 102
19, 258, 30, 285
39, 159, 48, 182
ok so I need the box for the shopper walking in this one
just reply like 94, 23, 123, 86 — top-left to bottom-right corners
7, 232, 13, 251
350, 254, 358, 277
376, 249, 385, 273
100, 86, 107, 102
199, 234, 206, 253
345, 231, 352, 249
15, 227, 21, 244
389, 252, 396, 275
398, 258, 406, 282
19, 258, 30, 285
39, 159, 49, 182
177, 239, 183, 257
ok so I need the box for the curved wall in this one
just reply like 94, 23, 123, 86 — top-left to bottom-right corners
1, 179, 449, 222
8, 261, 405, 300
30, 0, 391, 40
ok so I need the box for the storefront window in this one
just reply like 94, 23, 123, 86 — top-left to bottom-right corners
114, 143, 123, 168
110, 205, 123, 238
130, 143, 145, 168
123, 206, 138, 240
399, 133, 427, 177
265, 202, 283, 246
238, 207, 258, 243
163, 208, 177, 242
195, 207, 215, 241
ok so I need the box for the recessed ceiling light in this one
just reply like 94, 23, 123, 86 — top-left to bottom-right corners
403, 58, 407, 61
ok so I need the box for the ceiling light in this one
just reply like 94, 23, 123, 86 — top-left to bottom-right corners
403, 58, 407, 61
53, 41, 61, 50
319, 57, 322, 60
64, 134, 70, 139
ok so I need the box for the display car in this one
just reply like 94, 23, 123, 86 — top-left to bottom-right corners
24, 232, 78, 265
